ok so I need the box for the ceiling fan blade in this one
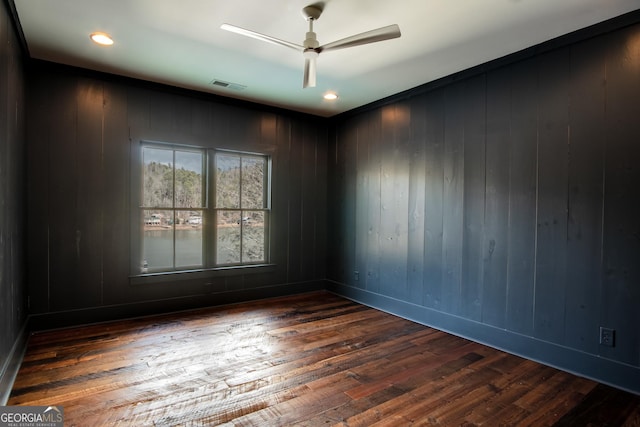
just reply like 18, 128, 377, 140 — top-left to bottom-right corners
318, 24, 401, 53
303, 57, 317, 88
221, 24, 303, 52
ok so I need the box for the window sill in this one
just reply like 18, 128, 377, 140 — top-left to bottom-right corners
129, 264, 277, 285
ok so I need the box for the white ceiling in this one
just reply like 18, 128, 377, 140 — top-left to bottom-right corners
12, 0, 640, 117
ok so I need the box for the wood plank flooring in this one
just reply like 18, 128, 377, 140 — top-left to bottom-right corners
8, 291, 640, 426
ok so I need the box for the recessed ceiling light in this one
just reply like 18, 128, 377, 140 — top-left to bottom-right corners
90, 32, 114, 46
323, 92, 338, 100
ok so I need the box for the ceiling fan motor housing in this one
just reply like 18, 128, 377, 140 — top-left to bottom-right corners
304, 31, 319, 50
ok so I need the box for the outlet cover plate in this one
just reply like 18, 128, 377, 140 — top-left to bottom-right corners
599, 327, 615, 347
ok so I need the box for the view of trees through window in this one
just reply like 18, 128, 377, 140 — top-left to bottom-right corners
142, 147, 204, 271
215, 153, 268, 265
140, 145, 268, 273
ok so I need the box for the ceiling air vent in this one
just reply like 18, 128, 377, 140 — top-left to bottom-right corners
210, 79, 246, 91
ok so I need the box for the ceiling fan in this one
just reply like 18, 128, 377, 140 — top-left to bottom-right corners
221, 3, 401, 88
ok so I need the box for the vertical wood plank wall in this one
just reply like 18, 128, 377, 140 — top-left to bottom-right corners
25, 65, 327, 326
0, 0, 27, 403
328, 22, 640, 393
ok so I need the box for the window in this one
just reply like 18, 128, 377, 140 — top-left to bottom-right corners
214, 152, 270, 265
138, 143, 270, 274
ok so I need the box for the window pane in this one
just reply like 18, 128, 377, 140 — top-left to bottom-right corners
216, 210, 241, 264
241, 156, 265, 209
143, 210, 173, 271
143, 147, 173, 207
242, 211, 265, 263
176, 210, 203, 268
175, 151, 203, 208
216, 154, 240, 208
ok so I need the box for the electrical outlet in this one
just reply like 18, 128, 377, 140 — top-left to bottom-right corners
354, 271, 359, 281
599, 327, 615, 347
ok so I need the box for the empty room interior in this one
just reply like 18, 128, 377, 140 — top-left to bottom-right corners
1, 0, 639, 425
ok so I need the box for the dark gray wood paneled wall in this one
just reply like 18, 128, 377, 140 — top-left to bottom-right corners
328, 22, 640, 392
26, 65, 327, 326
0, 0, 27, 403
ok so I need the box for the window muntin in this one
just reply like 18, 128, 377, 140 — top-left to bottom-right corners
138, 144, 270, 275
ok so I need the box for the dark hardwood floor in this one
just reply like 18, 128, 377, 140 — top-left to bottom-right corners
8, 291, 640, 426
